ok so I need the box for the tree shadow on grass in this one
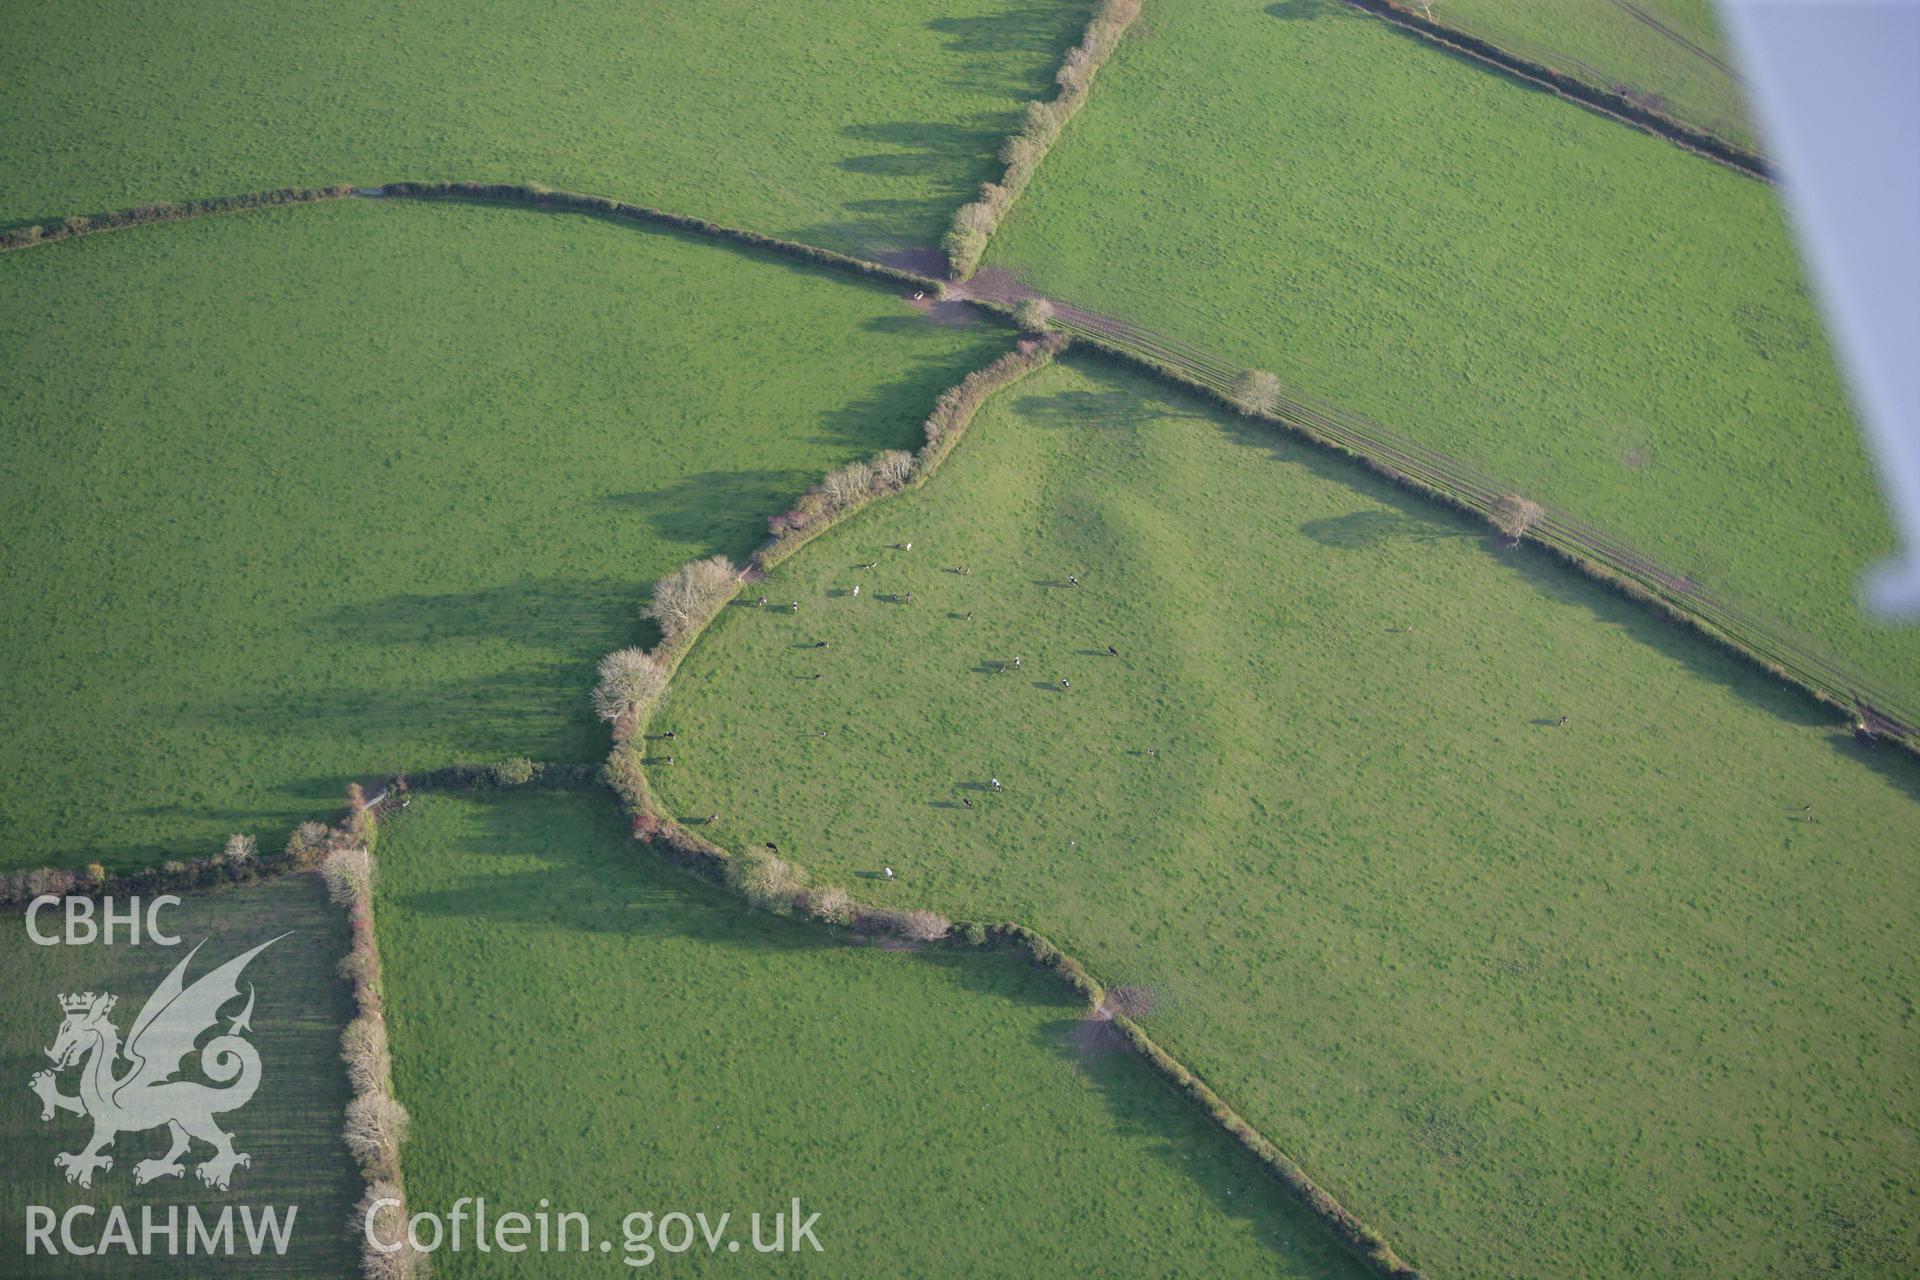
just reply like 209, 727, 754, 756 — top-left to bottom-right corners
385, 792, 1102, 1016
812, 362, 996, 455
1029, 1017, 1378, 1277
603, 469, 815, 554
928, 7, 1092, 100
1299, 508, 1469, 550
319, 577, 638, 653
193, 662, 599, 751
1010, 387, 1176, 432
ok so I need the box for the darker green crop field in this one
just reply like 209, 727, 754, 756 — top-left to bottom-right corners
654, 356, 1920, 1278
0, 196, 1010, 872
982, 0, 1919, 704
0, 0, 1094, 257
0, 875, 359, 1277
373, 788, 1373, 1277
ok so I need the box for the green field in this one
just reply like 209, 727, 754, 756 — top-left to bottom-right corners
653, 356, 1920, 1278
981, 0, 1918, 702
0, 876, 359, 1277
1426, 0, 1756, 149
372, 787, 1373, 1277
0, 0, 1092, 256
0, 196, 1010, 872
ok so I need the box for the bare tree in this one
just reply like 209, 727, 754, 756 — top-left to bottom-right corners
285, 820, 331, 869
591, 647, 668, 722
340, 1014, 392, 1095
807, 885, 854, 926
728, 848, 806, 914
322, 847, 374, 906
343, 1092, 410, 1169
1491, 494, 1545, 540
899, 909, 952, 942
1230, 369, 1283, 416
820, 460, 877, 510
872, 449, 916, 490
644, 556, 738, 641
355, 1181, 426, 1279
1015, 298, 1056, 333
221, 833, 257, 869
25, 867, 77, 898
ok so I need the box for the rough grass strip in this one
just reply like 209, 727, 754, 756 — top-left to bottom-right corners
942, 0, 1144, 279
0, 185, 358, 252
1342, 0, 1768, 179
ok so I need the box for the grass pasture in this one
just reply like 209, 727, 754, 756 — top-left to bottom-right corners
1416, 0, 1757, 150
653, 357, 1920, 1278
0, 0, 1095, 257
0, 196, 1010, 872
980, 0, 1919, 703
372, 787, 1373, 1278
0, 875, 359, 1277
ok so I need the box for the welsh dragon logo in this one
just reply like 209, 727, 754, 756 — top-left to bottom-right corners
30, 935, 284, 1190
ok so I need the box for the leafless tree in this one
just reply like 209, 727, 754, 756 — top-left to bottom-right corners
728, 848, 806, 914
821, 460, 877, 510
355, 1180, 426, 1279
807, 885, 854, 926
872, 449, 916, 490
591, 647, 668, 722
322, 847, 374, 906
1231, 369, 1283, 416
1491, 494, 1545, 540
222, 833, 258, 869
644, 556, 738, 641
340, 1014, 392, 1096
343, 1092, 410, 1169
1016, 298, 1056, 334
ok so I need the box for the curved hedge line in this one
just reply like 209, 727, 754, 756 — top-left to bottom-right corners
0, 185, 358, 252
1343, 0, 1768, 179
598, 343, 1425, 1279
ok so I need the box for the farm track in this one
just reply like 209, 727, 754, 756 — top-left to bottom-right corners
1605, 0, 1742, 80
1341, 0, 1767, 178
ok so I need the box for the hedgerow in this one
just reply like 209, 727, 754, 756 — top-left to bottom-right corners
379, 181, 944, 294
323, 808, 427, 1279
754, 335, 1066, 571
942, 0, 1144, 278
0, 186, 356, 252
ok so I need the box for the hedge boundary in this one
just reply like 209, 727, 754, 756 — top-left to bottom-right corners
941, 0, 1144, 279
0, 185, 358, 252
318, 809, 426, 1280
376, 181, 948, 294
1342, 0, 1768, 180
596, 344, 1425, 1279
